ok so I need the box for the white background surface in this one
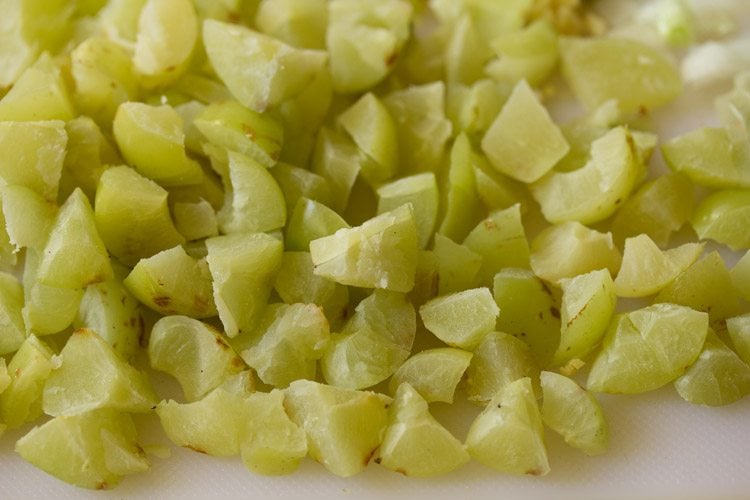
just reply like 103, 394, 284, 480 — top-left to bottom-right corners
2, 6, 750, 500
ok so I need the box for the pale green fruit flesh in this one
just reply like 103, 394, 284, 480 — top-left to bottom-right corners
466, 377, 549, 475
389, 347, 472, 404
16, 409, 148, 490
540, 371, 608, 455
587, 304, 709, 394
730, 251, 750, 301
0, 335, 54, 429
0, 54, 75, 122
726, 314, 750, 365
432, 233, 482, 295
43, 328, 157, 417
674, 331, 750, 407
285, 197, 349, 251
437, 133, 483, 243
377, 173, 439, 249
284, 379, 390, 477
691, 190, 750, 250
376, 383, 469, 477
420, 287, 499, 350
0, 272, 26, 355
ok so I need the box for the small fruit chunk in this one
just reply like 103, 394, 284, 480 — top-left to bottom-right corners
377, 173, 439, 249
727, 314, 750, 365
388, 348, 472, 404
432, 233, 482, 295
691, 189, 750, 250
284, 379, 390, 477
540, 371, 608, 455
587, 304, 708, 394
0, 272, 26, 355
376, 383, 469, 477
730, 251, 750, 301
465, 377, 549, 476
0, 335, 54, 428
419, 288, 499, 350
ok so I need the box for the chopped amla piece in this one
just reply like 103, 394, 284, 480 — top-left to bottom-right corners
0, 272, 26, 355
465, 377, 549, 476
42, 329, 158, 417
157, 387, 248, 456
205, 232, 283, 338
674, 331, 750, 407
388, 347, 472, 404
587, 303, 708, 394
463, 204, 530, 285
255, 0, 327, 49
75, 263, 144, 362
727, 314, 750, 365
0, 335, 54, 429
444, 13, 492, 85
240, 389, 308, 476
172, 198, 218, 242
193, 100, 284, 168
377, 173, 439, 249
614, 235, 704, 298
438, 133, 483, 243
654, 251, 741, 323
691, 189, 750, 250
271, 162, 334, 214
432, 233, 482, 295
124, 245, 216, 319
237, 303, 330, 388
540, 371, 608, 456
0, 120, 66, 202
531, 126, 644, 225
284, 379, 390, 478
95, 166, 186, 267
113, 101, 203, 187
338, 92, 398, 184
611, 172, 695, 247
36, 188, 113, 290
0, 53, 75, 122
60, 116, 119, 203
310, 204, 418, 292
322, 290, 415, 390
285, 197, 349, 251
493, 268, 560, 366
730, 251, 750, 301
466, 331, 540, 404
482, 80, 569, 184
551, 269, 616, 368
326, 0, 413, 93
530, 221, 622, 284
202, 19, 327, 112
419, 287, 499, 350
133, 0, 198, 88
376, 383, 469, 477
16, 409, 149, 490
486, 19, 559, 86
560, 36, 682, 113
1, 186, 56, 255
446, 79, 507, 139
216, 151, 287, 234
148, 315, 245, 402
312, 128, 362, 212
71, 37, 138, 126
661, 127, 750, 189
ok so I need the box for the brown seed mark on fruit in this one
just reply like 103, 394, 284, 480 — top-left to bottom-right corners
395, 468, 408, 476
385, 51, 398, 68
14, 368, 21, 377
166, 65, 176, 73
96, 482, 110, 490
526, 467, 545, 476
194, 295, 210, 313
567, 302, 588, 327
231, 356, 245, 369
227, 11, 240, 23
373, 457, 382, 464
153, 296, 171, 308
186, 444, 207, 454
363, 447, 378, 466
540, 281, 553, 296
138, 316, 147, 348
242, 124, 256, 140
483, 219, 498, 231
550, 306, 560, 319
215, 336, 230, 349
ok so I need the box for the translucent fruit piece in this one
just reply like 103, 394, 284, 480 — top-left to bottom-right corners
530, 221, 622, 284
531, 127, 644, 225
238, 303, 330, 388
133, 0, 198, 88
614, 235, 704, 298
466, 331, 540, 404
486, 19, 559, 86
286, 197, 349, 252
310, 204, 418, 292
203, 19, 327, 112
322, 290, 415, 390
0, 120, 66, 202
463, 204, 530, 285
465, 377, 549, 476
560, 36, 682, 113
0, 54, 75, 122
388, 347, 472, 404
377, 173, 439, 249
326, 0, 413, 93
727, 314, 750, 365
444, 13, 492, 85
419, 287, 498, 350
481, 80, 569, 183
59, 117, 119, 203
95, 166, 185, 266
0, 272, 26, 355
312, 128, 362, 211
0, 335, 54, 428
148, 315, 244, 401
654, 251, 741, 323
113, 102, 203, 187
587, 303, 708, 394
42, 329, 157, 417
493, 268, 560, 366
1, 186, 55, 256
437, 133, 483, 243
540, 371, 608, 455
432, 233, 482, 295
15, 409, 148, 490
205, 232, 283, 338
271, 163, 333, 214
730, 251, 750, 301
255, 0, 327, 49
551, 269, 616, 368
376, 383, 469, 477
284, 379, 390, 477
674, 331, 750, 406
691, 189, 750, 250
